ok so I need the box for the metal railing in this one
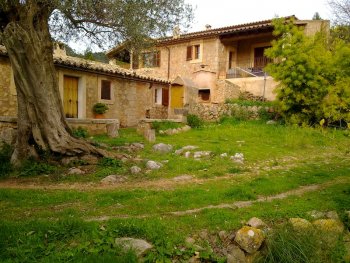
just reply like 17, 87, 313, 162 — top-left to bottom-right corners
219, 57, 272, 79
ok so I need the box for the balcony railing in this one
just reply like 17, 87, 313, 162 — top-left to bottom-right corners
220, 57, 273, 79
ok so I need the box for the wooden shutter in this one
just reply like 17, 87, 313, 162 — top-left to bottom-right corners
162, 88, 169, 106
186, 46, 192, 61
155, 51, 161, 67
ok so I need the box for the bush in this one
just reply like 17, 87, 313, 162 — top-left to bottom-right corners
0, 143, 13, 177
98, 157, 122, 168
151, 121, 183, 132
187, 114, 203, 128
93, 103, 109, 114
72, 127, 89, 138
19, 160, 57, 177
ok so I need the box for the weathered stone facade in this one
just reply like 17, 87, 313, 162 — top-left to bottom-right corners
188, 103, 271, 121
0, 47, 170, 129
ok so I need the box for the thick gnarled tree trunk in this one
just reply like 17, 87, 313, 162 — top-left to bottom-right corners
2, 4, 105, 166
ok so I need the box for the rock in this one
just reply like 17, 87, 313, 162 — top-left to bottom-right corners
307, 210, 326, 219
184, 151, 191, 158
199, 229, 209, 240
101, 175, 127, 184
193, 151, 212, 159
247, 217, 267, 230
227, 246, 246, 263
159, 130, 165, 135
146, 160, 161, 170
68, 167, 85, 175
266, 120, 277, 125
234, 226, 264, 254
106, 122, 119, 138
81, 155, 99, 165
61, 157, 76, 166
145, 129, 156, 142
181, 125, 191, 132
115, 237, 153, 257
220, 153, 228, 158
313, 219, 344, 234
218, 230, 228, 242
175, 145, 198, 155
0, 127, 17, 146
325, 211, 339, 220
130, 166, 141, 174
130, 143, 144, 150
152, 143, 173, 154
185, 237, 196, 245
230, 153, 244, 164
173, 175, 193, 182
289, 218, 313, 230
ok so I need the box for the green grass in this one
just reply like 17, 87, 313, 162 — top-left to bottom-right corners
0, 120, 349, 262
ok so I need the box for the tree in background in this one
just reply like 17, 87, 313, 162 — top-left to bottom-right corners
312, 12, 322, 20
0, 1, 193, 165
329, 0, 350, 43
265, 18, 350, 126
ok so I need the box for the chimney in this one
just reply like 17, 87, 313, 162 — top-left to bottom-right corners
205, 24, 212, 30
173, 26, 181, 39
53, 42, 66, 57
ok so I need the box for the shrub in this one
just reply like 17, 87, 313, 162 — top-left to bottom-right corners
98, 157, 122, 168
72, 127, 89, 138
19, 160, 57, 177
0, 143, 13, 177
93, 103, 109, 114
151, 121, 183, 132
187, 114, 203, 128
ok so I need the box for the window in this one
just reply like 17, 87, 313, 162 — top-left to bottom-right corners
186, 44, 201, 61
198, 89, 210, 101
142, 51, 160, 68
154, 88, 169, 106
101, 80, 111, 100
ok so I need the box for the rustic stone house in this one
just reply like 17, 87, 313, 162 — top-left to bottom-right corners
106, 16, 329, 110
0, 44, 171, 135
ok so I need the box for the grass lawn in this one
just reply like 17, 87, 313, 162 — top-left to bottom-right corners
0, 120, 349, 262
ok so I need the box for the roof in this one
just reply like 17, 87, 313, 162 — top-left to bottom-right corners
0, 45, 170, 84
157, 16, 298, 45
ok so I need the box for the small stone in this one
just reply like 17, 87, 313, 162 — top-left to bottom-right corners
199, 229, 209, 240
184, 151, 191, 158
68, 167, 85, 175
246, 217, 267, 229
313, 219, 344, 234
146, 160, 161, 170
266, 120, 277, 125
181, 125, 191, 132
325, 211, 339, 220
152, 143, 173, 154
230, 153, 244, 164
193, 151, 212, 159
101, 175, 126, 184
218, 230, 228, 242
289, 218, 313, 230
234, 226, 264, 254
307, 210, 326, 219
227, 246, 246, 263
220, 153, 228, 158
159, 130, 165, 134
115, 238, 153, 257
185, 237, 196, 245
131, 143, 144, 150
130, 166, 141, 174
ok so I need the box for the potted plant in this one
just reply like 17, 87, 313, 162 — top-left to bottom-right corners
93, 102, 109, 119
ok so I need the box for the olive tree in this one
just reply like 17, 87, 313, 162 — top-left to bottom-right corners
0, 0, 193, 165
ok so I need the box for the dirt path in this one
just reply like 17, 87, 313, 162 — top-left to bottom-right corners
85, 177, 348, 221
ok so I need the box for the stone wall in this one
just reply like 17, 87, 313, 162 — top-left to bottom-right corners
188, 103, 270, 121
0, 59, 168, 128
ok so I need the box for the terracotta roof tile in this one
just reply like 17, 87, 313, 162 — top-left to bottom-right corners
0, 45, 170, 84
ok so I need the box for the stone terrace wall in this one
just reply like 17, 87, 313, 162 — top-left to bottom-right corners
188, 103, 271, 122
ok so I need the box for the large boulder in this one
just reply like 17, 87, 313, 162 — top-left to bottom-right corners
115, 237, 153, 257
234, 226, 264, 254
152, 143, 173, 154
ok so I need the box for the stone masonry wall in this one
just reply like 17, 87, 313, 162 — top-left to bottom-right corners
188, 103, 271, 122
0, 56, 17, 116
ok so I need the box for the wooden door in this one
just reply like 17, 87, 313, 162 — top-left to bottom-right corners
63, 76, 79, 118
170, 85, 184, 108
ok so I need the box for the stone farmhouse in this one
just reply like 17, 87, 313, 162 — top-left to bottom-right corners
107, 16, 329, 112
0, 44, 171, 135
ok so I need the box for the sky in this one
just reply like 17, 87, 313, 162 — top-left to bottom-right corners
186, 0, 332, 32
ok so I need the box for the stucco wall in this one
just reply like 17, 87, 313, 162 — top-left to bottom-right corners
226, 76, 278, 101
